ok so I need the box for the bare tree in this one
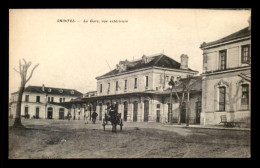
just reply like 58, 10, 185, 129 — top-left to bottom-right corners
13, 59, 39, 128
170, 76, 193, 125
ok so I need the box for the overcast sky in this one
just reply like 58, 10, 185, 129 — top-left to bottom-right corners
9, 9, 251, 95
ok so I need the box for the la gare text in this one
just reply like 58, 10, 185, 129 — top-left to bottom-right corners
57, 19, 128, 23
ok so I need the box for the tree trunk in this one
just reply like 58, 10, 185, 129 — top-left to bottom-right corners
186, 91, 190, 126
13, 83, 25, 128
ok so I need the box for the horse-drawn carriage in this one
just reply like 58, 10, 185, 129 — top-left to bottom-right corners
102, 105, 123, 133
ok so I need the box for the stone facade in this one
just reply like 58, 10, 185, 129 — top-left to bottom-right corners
200, 26, 251, 126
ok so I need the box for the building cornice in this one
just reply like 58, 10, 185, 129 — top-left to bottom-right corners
201, 66, 250, 76
200, 36, 251, 50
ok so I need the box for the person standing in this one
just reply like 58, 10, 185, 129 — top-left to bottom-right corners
92, 111, 98, 124
84, 109, 89, 124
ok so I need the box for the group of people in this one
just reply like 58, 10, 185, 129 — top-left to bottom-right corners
67, 109, 98, 124
66, 102, 118, 124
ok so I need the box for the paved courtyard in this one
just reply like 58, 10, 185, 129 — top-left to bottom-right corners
8, 119, 250, 158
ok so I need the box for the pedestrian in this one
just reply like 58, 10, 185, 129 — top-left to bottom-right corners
84, 109, 90, 124
67, 112, 72, 121
92, 111, 98, 124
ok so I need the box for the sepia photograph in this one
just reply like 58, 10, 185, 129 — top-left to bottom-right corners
8, 8, 251, 158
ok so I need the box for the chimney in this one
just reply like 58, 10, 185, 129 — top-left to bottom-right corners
42, 84, 45, 92
180, 54, 189, 69
142, 54, 147, 63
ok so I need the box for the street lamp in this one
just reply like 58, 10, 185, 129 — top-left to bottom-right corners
168, 77, 175, 124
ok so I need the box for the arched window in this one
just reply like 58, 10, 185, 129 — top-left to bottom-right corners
241, 84, 249, 107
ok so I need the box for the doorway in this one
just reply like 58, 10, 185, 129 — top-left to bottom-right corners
196, 101, 201, 124
47, 107, 53, 119
35, 107, 39, 119
181, 102, 186, 123
133, 101, 138, 122
144, 100, 149, 122
59, 108, 65, 120
123, 102, 128, 121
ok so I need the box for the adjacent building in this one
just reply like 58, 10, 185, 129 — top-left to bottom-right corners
200, 23, 251, 126
10, 85, 83, 119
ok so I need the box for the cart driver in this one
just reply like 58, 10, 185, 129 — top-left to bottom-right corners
109, 102, 118, 116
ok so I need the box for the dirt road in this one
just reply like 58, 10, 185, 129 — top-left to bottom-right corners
8, 119, 250, 158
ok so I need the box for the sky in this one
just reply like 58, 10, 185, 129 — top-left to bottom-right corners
9, 9, 251, 96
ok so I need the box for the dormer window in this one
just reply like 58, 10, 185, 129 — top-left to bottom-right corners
48, 88, 52, 92
59, 89, 63, 93
71, 90, 74, 94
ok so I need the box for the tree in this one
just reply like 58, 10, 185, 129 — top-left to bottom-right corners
170, 76, 193, 125
13, 59, 39, 128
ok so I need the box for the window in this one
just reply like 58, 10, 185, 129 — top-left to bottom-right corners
63, 98, 65, 102
241, 45, 250, 64
116, 81, 119, 91
157, 104, 160, 108
134, 78, 137, 88
100, 84, 102, 93
108, 83, 110, 91
219, 87, 226, 111
25, 95, 29, 102
48, 97, 50, 102
51, 97, 54, 102
60, 98, 62, 103
36, 96, 40, 103
146, 76, 149, 88
241, 84, 249, 106
219, 50, 227, 70
124, 80, 127, 90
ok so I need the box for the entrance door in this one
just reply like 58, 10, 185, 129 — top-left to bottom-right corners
144, 100, 149, 122
181, 102, 186, 123
196, 101, 201, 124
156, 110, 160, 122
133, 101, 138, 122
47, 107, 53, 119
123, 102, 128, 121
36, 107, 39, 119
59, 108, 65, 120
25, 106, 29, 119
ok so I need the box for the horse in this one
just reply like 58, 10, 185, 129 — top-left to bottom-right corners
103, 112, 123, 133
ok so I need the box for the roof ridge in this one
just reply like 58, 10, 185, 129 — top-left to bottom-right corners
27, 85, 77, 91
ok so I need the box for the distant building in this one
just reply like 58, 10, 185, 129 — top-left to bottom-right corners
84, 91, 97, 98
10, 85, 83, 119
200, 23, 251, 126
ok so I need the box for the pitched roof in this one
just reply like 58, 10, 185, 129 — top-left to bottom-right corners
11, 85, 83, 97
97, 54, 197, 79
165, 75, 202, 93
201, 27, 251, 48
